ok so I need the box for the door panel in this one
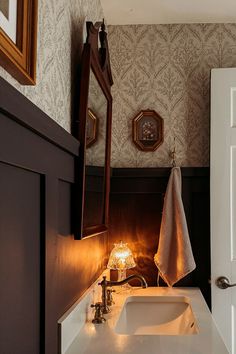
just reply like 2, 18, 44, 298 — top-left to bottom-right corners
211, 68, 236, 354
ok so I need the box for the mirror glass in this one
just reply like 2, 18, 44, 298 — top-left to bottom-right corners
83, 69, 108, 229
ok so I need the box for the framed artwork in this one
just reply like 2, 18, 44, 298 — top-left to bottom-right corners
86, 108, 98, 148
132, 109, 164, 151
0, 0, 38, 85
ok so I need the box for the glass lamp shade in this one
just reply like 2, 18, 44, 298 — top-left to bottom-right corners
107, 241, 136, 283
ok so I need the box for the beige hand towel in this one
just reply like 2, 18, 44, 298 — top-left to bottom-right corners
154, 167, 196, 287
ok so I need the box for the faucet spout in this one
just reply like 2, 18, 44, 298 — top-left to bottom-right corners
105, 274, 148, 288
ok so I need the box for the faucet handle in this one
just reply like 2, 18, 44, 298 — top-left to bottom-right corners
107, 288, 115, 306
91, 302, 106, 324
98, 275, 107, 286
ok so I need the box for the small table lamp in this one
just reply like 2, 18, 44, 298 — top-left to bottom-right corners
107, 241, 136, 282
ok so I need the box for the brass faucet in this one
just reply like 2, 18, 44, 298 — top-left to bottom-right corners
91, 302, 106, 324
99, 275, 148, 314
107, 288, 115, 306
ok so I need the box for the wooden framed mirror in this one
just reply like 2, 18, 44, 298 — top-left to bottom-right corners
73, 21, 113, 239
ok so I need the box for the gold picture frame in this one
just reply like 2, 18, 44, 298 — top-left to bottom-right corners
0, 0, 38, 85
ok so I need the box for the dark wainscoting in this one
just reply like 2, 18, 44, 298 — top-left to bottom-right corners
109, 167, 210, 307
0, 78, 108, 354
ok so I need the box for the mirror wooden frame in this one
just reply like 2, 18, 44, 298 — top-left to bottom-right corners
73, 21, 113, 239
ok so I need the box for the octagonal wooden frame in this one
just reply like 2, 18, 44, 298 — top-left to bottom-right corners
132, 109, 164, 151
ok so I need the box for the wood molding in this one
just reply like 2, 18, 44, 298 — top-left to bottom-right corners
110, 167, 209, 194
0, 0, 38, 85
111, 167, 209, 178
0, 77, 79, 155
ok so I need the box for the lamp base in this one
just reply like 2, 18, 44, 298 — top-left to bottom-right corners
117, 269, 132, 291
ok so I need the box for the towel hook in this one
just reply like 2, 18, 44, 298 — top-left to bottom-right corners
170, 137, 176, 167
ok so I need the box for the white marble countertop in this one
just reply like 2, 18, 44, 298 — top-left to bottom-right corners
65, 287, 228, 354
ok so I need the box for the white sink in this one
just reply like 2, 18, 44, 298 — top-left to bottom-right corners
114, 295, 198, 335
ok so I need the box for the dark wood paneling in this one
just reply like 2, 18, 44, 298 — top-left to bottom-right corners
0, 77, 108, 354
45, 175, 107, 354
58, 180, 72, 236
110, 167, 210, 307
0, 162, 41, 354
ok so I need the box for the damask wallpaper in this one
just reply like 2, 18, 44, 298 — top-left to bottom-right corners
109, 24, 236, 167
0, 0, 104, 132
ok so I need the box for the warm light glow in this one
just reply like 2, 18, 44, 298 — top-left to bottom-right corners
107, 241, 136, 270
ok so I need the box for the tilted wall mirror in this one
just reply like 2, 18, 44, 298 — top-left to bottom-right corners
73, 21, 113, 239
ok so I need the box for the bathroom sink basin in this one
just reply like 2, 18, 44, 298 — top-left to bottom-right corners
114, 295, 198, 335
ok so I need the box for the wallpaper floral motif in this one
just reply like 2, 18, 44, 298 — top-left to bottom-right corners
0, 0, 104, 132
108, 24, 236, 167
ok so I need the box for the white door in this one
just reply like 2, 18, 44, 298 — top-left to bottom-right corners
211, 68, 236, 354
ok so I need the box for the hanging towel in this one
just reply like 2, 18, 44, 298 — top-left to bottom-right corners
154, 167, 196, 287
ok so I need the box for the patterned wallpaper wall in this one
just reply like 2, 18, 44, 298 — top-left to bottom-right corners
0, 0, 104, 132
108, 24, 236, 167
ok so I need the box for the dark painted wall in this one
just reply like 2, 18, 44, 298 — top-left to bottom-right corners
109, 168, 210, 307
0, 78, 108, 354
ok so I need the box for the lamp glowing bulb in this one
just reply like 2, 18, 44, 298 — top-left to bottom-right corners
107, 241, 136, 282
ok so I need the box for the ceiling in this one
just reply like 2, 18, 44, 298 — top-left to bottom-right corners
100, 0, 236, 25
